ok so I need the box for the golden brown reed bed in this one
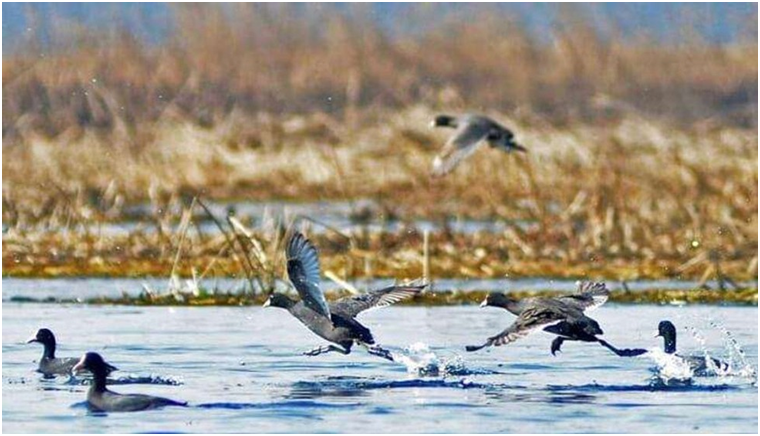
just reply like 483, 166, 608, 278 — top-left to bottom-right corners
2, 4, 757, 285
3, 108, 758, 283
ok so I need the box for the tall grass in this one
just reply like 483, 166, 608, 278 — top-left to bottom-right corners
2, 4, 757, 279
3, 3, 757, 145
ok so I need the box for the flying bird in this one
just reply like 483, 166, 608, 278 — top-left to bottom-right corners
431, 114, 525, 176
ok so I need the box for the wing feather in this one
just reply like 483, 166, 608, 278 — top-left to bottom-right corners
560, 281, 609, 312
332, 284, 426, 318
432, 122, 490, 176
286, 232, 331, 319
466, 306, 564, 351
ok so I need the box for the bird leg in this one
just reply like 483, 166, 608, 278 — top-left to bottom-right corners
303, 344, 350, 357
550, 337, 567, 356
597, 339, 648, 357
361, 343, 395, 361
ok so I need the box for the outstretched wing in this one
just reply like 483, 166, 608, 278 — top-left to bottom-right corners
558, 281, 610, 312
331, 284, 426, 318
466, 307, 564, 352
432, 122, 490, 176
286, 232, 331, 319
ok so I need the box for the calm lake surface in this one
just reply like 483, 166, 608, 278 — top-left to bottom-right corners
2, 288, 757, 433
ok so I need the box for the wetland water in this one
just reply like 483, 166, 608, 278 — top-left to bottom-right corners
4, 277, 756, 302
2, 289, 757, 432
3, 199, 534, 237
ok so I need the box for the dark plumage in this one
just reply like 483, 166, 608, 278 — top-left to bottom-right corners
431, 114, 525, 176
26, 328, 114, 377
73, 352, 186, 412
657, 320, 729, 375
466, 282, 646, 357
264, 232, 426, 361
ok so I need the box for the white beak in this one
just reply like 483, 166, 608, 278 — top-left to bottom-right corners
262, 299, 271, 308
479, 298, 488, 308
71, 356, 86, 375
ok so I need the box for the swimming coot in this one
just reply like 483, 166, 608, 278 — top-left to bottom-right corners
26, 328, 115, 377
466, 282, 647, 357
431, 114, 525, 176
73, 352, 186, 412
657, 320, 729, 375
264, 232, 426, 361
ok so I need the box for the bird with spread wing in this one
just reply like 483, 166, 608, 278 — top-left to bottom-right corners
431, 114, 526, 176
465, 282, 647, 357
264, 232, 426, 361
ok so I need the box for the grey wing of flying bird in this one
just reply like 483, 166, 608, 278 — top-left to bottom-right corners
466, 306, 566, 352
286, 232, 331, 319
330, 284, 427, 318
431, 114, 526, 177
432, 116, 493, 176
556, 281, 610, 312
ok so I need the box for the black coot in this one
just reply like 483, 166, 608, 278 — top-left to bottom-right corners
73, 352, 186, 412
657, 320, 729, 375
26, 328, 114, 377
264, 232, 426, 361
466, 282, 647, 357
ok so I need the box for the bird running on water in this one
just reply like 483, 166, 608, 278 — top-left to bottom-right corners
466, 281, 647, 357
264, 231, 426, 361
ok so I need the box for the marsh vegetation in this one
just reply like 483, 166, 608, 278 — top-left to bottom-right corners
2, 4, 757, 302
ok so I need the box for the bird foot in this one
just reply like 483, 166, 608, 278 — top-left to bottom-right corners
616, 348, 648, 357
303, 346, 329, 356
367, 346, 394, 361
465, 344, 488, 352
303, 345, 348, 356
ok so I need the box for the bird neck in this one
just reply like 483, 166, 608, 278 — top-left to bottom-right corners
663, 334, 676, 354
502, 299, 526, 314
41, 340, 56, 359
91, 369, 109, 393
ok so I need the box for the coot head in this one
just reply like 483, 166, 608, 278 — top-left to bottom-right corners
479, 292, 518, 308
72, 352, 118, 376
263, 293, 296, 310
656, 320, 677, 354
26, 328, 55, 346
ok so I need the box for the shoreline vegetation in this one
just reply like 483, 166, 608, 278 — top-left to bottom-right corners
2, 5, 757, 305
8, 288, 758, 307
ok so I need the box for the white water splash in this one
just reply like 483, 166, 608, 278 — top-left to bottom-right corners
646, 348, 694, 382
685, 325, 726, 377
708, 319, 757, 380
392, 343, 467, 377
649, 318, 756, 382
